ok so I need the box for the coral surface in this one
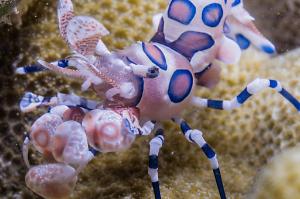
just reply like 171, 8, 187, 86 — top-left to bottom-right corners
249, 146, 300, 199
0, 0, 299, 199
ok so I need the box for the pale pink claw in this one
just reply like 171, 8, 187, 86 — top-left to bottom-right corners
66, 16, 109, 55
25, 163, 77, 199
58, 0, 75, 41
30, 113, 63, 156
37, 60, 86, 80
226, 2, 276, 54
82, 109, 136, 153
52, 121, 92, 167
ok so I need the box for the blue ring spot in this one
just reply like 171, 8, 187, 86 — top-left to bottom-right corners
269, 80, 278, 88
168, 69, 193, 103
58, 59, 69, 68
236, 34, 250, 50
142, 42, 168, 71
168, 0, 196, 25
202, 3, 223, 28
231, 0, 241, 7
261, 45, 276, 54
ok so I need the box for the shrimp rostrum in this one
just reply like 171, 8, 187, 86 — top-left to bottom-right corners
17, 0, 300, 198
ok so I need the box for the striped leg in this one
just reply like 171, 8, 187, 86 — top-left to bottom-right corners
20, 92, 56, 113
148, 129, 164, 199
174, 119, 226, 199
16, 59, 69, 74
192, 78, 300, 111
20, 92, 100, 113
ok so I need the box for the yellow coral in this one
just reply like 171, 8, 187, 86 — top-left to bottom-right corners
249, 146, 300, 199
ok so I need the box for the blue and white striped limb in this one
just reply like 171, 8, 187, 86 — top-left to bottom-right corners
192, 78, 300, 111
15, 59, 69, 74
20, 92, 54, 113
174, 119, 226, 199
148, 129, 164, 199
20, 92, 100, 113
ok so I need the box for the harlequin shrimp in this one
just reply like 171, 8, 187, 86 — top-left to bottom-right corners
16, 0, 300, 198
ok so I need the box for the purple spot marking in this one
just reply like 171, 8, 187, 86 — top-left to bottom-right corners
202, 3, 223, 27
168, 0, 196, 25
168, 69, 193, 103
172, 31, 215, 59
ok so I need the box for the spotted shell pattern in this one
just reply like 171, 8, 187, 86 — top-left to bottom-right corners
82, 109, 136, 153
30, 113, 63, 156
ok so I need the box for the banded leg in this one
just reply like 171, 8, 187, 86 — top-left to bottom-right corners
19, 92, 55, 113
19, 92, 100, 113
192, 78, 300, 111
148, 129, 164, 199
15, 59, 69, 74
138, 121, 156, 136
174, 119, 226, 199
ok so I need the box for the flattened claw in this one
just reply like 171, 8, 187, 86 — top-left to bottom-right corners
230, 0, 254, 23
52, 121, 91, 167
66, 16, 109, 56
30, 113, 63, 156
37, 60, 85, 79
225, 17, 276, 54
25, 163, 77, 199
226, 1, 276, 55
58, 0, 75, 41
19, 92, 56, 113
95, 40, 111, 56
